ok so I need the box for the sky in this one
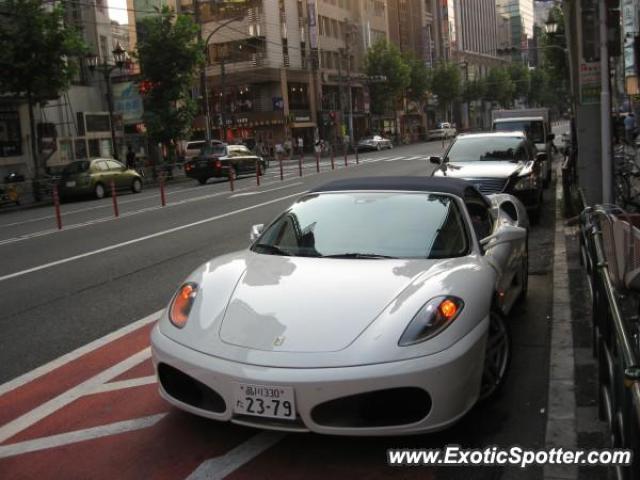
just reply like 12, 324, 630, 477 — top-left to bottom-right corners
108, 0, 129, 25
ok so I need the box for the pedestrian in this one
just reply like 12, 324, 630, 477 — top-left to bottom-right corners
275, 142, 285, 160
297, 136, 304, 155
126, 145, 136, 170
284, 138, 292, 158
314, 138, 322, 157
625, 112, 637, 146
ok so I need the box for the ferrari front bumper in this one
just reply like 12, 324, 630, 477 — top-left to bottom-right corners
150, 317, 488, 436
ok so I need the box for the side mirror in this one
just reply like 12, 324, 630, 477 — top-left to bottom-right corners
536, 152, 548, 162
480, 225, 526, 248
429, 156, 442, 165
548, 133, 555, 141
250, 224, 264, 242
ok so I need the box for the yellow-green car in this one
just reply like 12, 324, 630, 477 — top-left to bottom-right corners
58, 159, 143, 200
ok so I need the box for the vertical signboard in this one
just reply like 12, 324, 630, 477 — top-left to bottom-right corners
623, 0, 638, 78
579, 62, 601, 104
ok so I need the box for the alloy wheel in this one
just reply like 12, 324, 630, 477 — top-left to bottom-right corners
479, 310, 511, 401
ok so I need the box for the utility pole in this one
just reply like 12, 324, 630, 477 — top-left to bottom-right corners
345, 24, 354, 144
599, 0, 612, 204
220, 56, 227, 142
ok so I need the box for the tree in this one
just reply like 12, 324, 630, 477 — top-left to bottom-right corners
540, 5, 569, 113
364, 39, 410, 114
463, 79, 486, 104
508, 62, 531, 102
404, 53, 431, 103
0, 0, 85, 183
484, 67, 515, 108
430, 62, 461, 120
136, 7, 204, 166
528, 68, 550, 107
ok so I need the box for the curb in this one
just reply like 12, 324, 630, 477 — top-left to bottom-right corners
543, 167, 578, 479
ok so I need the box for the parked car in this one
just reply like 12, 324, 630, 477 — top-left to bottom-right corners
151, 176, 529, 435
57, 158, 143, 200
428, 122, 457, 140
356, 135, 393, 151
491, 109, 554, 188
180, 140, 224, 163
431, 132, 544, 223
184, 144, 267, 185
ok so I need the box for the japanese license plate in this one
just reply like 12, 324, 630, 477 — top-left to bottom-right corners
66, 181, 76, 187
198, 161, 208, 167
232, 383, 295, 420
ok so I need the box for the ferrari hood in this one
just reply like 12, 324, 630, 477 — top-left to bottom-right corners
436, 161, 527, 179
218, 253, 437, 353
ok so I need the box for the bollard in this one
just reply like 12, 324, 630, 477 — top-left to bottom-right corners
298, 153, 303, 177
229, 168, 235, 191
279, 155, 284, 181
159, 175, 166, 207
110, 180, 119, 218
331, 147, 335, 170
316, 152, 320, 173
52, 183, 62, 230
256, 160, 261, 186
355, 145, 359, 164
344, 146, 348, 167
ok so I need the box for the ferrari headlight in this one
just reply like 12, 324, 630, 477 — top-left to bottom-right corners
169, 282, 198, 328
513, 173, 538, 191
398, 296, 464, 346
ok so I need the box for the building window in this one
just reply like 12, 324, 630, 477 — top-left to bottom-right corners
0, 110, 21, 157
288, 83, 309, 110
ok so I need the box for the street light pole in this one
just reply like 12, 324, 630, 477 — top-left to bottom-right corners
87, 43, 127, 160
199, 16, 244, 146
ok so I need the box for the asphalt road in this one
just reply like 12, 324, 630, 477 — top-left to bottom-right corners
0, 136, 560, 479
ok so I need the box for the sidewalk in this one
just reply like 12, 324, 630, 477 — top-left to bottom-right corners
544, 168, 608, 480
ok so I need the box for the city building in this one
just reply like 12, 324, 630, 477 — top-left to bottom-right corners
497, 0, 535, 63
0, 0, 119, 180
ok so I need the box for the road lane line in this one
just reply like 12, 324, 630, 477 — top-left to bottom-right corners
89, 375, 157, 394
229, 182, 303, 198
186, 431, 286, 480
0, 310, 161, 397
0, 191, 306, 283
384, 156, 407, 162
0, 413, 167, 459
0, 348, 151, 444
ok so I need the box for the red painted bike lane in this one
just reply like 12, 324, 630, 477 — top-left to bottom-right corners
0, 313, 438, 480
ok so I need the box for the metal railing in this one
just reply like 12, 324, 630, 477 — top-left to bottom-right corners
578, 203, 640, 480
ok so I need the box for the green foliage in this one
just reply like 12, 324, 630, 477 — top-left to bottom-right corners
484, 67, 515, 108
463, 79, 486, 103
135, 7, 204, 153
364, 39, 410, 114
528, 68, 550, 107
0, 0, 86, 101
539, 5, 569, 111
403, 53, 431, 102
508, 62, 530, 99
430, 63, 461, 116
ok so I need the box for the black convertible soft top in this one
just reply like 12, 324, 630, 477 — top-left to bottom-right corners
310, 176, 482, 198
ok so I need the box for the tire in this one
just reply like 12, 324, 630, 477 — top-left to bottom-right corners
543, 164, 551, 189
131, 178, 142, 193
479, 309, 512, 401
197, 177, 208, 185
94, 183, 105, 199
377, 143, 382, 151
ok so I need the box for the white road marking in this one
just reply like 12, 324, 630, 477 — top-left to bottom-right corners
0, 310, 161, 397
0, 348, 151, 443
187, 431, 286, 480
0, 413, 167, 459
229, 182, 303, 198
0, 191, 306, 283
384, 156, 407, 162
89, 375, 157, 394
404, 155, 426, 161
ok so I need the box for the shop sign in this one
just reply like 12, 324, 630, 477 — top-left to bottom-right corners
294, 115, 311, 122
623, 0, 638, 77
579, 62, 600, 105
113, 81, 144, 124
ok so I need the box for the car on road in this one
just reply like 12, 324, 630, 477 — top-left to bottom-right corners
184, 144, 267, 185
428, 122, 457, 141
356, 135, 393, 151
180, 139, 223, 164
151, 176, 529, 436
431, 132, 544, 223
57, 158, 143, 200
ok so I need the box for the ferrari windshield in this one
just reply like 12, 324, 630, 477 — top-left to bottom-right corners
446, 137, 522, 162
253, 192, 468, 259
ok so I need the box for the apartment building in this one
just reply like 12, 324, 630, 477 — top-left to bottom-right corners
0, 0, 118, 179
